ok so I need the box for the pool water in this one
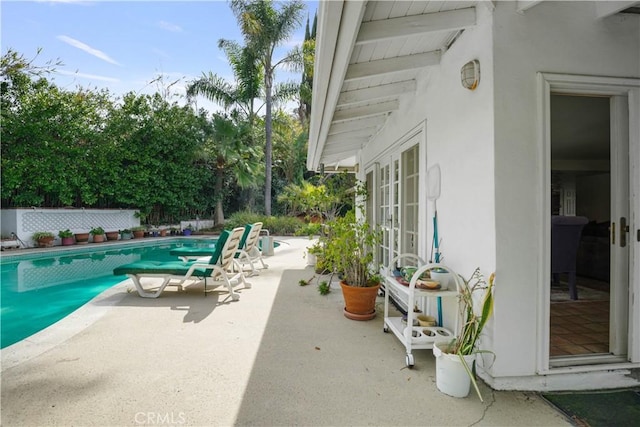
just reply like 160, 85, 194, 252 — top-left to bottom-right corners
0, 239, 218, 348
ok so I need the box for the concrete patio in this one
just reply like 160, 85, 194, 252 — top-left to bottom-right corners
1, 237, 570, 426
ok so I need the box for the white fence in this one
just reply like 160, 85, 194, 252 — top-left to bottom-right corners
1, 208, 139, 248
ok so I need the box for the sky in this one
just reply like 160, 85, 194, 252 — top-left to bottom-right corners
1, 0, 318, 114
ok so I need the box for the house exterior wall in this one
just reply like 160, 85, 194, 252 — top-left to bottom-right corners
360, 6, 497, 328
358, 0, 639, 390
490, 1, 639, 386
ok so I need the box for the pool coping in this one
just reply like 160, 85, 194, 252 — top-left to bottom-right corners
1, 279, 131, 371
0, 236, 219, 261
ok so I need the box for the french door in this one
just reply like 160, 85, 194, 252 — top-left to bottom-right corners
376, 137, 421, 271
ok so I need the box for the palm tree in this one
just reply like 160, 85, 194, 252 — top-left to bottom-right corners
226, 0, 305, 216
187, 40, 265, 223
202, 112, 262, 225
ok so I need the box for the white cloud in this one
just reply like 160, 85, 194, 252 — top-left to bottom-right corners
57, 35, 120, 65
56, 69, 120, 83
157, 20, 182, 32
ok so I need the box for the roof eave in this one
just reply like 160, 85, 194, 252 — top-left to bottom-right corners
307, 0, 367, 172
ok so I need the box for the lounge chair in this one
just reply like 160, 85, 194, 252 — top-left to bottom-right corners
170, 223, 269, 276
234, 222, 268, 276
168, 223, 255, 262
170, 239, 219, 262
113, 227, 250, 299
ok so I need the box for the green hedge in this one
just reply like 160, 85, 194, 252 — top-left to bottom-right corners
224, 211, 305, 235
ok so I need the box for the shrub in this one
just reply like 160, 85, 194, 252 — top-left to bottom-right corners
225, 211, 304, 235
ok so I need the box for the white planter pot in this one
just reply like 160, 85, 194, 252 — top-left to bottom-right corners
430, 271, 452, 290
306, 252, 317, 266
433, 341, 476, 398
1, 240, 20, 250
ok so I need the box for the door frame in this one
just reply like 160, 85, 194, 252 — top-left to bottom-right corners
536, 72, 640, 374
365, 121, 427, 274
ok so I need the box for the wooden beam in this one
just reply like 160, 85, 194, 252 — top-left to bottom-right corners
333, 100, 399, 122
327, 128, 378, 140
595, 1, 639, 18
323, 138, 368, 154
516, 0, 543, 13
328, 116, 386, 135
337, 80, 416, 107
344, 51, 440, 82
320, 151, 359, 164
356, 8, 476, 45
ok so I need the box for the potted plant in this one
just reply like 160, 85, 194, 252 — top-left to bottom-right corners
90, 227, 105, 243
306, 241, 323, 266
323, 209, 382, 320
32, 231, 55, 248
131, 226, 146, 239
58, 229, 75, 246
120, 229, 132, 240
182, 224, 193, 236
74, 231, 90, 245
105, 230, 119, 241
1, 233, 21, 250
433, 268, 495, 401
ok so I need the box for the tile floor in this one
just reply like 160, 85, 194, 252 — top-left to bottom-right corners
550, 299, 610, 356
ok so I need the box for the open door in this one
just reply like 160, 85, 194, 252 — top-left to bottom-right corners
548, 92, 630, 366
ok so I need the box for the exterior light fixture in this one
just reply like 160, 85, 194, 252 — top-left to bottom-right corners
460, 59, 480, 90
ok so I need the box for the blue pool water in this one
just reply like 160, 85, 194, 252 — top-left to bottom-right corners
0, 239, 218, 348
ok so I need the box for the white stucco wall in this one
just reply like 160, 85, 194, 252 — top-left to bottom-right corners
361, 6, 497, 328
491, 0, 640, 382
358, 0, 639, 389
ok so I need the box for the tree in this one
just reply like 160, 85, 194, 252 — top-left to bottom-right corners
298, 12, 316, 123
205, 112, 263, 225
226, 0, 305, 216
187, 41, 266, 220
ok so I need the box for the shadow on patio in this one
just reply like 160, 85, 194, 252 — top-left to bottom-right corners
232, 269, 562, 426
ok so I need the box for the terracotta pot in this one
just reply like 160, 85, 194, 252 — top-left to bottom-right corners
132, 230, 145, 239
74, 233, 90, 245
92, 234, 105, 243
159, 229, 167, 237
61, 237, 75, 246
105, 231, 119, 241
37, 236, 55, 248
340, 281, 381, 321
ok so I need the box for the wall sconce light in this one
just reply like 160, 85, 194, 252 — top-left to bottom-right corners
460, 59, 480, 90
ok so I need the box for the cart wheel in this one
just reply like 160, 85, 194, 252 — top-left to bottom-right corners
383, 326, 389, 333
405, 354, 414, 368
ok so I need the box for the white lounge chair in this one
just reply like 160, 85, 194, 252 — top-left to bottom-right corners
113, 227, 250, 299
234, 222, 268, 276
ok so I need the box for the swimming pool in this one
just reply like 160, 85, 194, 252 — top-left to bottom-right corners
0, 238, 218, 348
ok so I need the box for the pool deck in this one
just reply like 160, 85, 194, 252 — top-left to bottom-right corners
1, 237, 570, 426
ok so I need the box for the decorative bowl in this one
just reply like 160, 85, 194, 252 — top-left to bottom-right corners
416, 279, 440, 290
417, 314, 437, 327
